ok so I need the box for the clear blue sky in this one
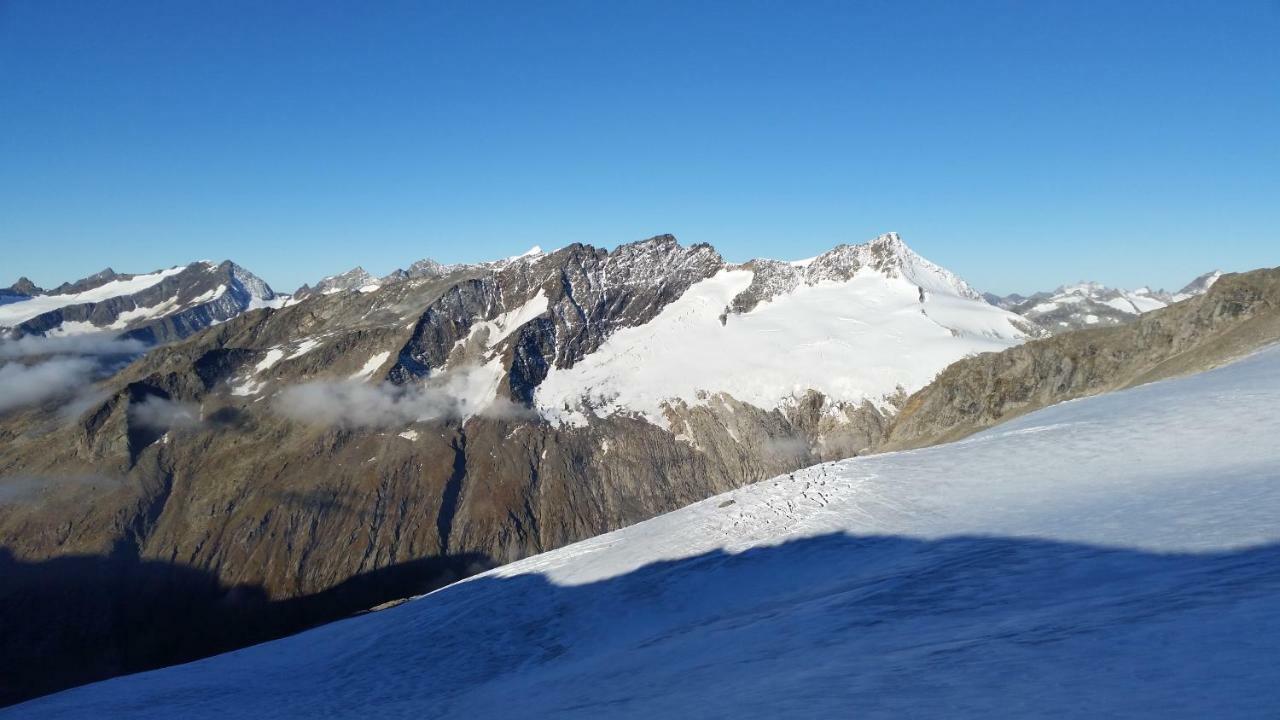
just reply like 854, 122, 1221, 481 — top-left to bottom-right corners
1, 1, 1276, 294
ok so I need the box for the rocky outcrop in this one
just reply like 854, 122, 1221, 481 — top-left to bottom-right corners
294, 267, 378, 298
4, 277, 43, 297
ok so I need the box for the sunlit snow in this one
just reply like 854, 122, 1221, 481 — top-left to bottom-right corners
536, 266, 1030, 424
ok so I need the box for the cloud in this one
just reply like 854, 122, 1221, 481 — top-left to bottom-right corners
0, 334, 147, 359
128, 396, 200, 431
0, 357, 99, 413
273, 366, 536, 428
0, 474, 124, 505
758, 434, 812, 459
0, 332, 150, 415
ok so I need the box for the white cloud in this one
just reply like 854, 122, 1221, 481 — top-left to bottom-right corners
0, 357, 99, 413
0, 334, 146, 359
273, 367, 535, 428
0, 333, 149, 415
128, 396, 200, 431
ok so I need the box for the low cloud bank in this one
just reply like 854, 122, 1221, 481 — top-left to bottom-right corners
0, 334, 147, 359
273, 367, 534, 428
0, 474, 124, 504
0, 333, 149, 415
0, 357, 98, 413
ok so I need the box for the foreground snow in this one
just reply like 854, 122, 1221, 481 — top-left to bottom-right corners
12, 345, 1280, 718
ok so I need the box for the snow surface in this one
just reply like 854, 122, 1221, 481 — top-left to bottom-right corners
107, 296, 181, 329
537, 267, 1030, 425
349, 351, 391, 381
285, 338, 322, 359
509, 245, 544, 260
18, 345, 1280, 718
458, 289, 549, 352
0, 266, 188, 327
185, 284, 227, 306
253, 348, 286, 373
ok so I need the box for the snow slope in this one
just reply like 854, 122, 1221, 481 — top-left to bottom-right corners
15, 344, 1280, 718
537, 253, 1032, 425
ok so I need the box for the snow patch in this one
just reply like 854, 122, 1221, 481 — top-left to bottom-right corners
350, 351, 391, 381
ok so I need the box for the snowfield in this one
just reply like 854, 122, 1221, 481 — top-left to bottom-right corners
537, 263, 1031, 425
11, 345, 1280, 718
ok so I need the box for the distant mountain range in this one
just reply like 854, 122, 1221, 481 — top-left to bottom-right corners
984, 270, 1222, 333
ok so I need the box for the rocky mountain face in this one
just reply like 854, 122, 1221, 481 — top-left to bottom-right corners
2, 277, 44, 301
886, 267, 1280, 450
986, 271, 1222, 333
0, 232, 1040, 704
0, 261, 282, 343
294, 267, 379, 298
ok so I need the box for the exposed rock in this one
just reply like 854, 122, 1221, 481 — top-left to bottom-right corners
6, 277, 43, 297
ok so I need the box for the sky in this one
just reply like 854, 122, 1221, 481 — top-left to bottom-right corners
1, 1, 1276, 295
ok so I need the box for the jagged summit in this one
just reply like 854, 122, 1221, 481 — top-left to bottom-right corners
1175, 270, 1223, 300
406, 258, 449, 278
296, 267, 378, 297
5, 277, 43, 296
50, 267, 125, 296
724, 232, 983, 316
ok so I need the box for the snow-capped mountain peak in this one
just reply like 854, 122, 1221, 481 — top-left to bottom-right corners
534, 233, 1037, 426
0, 260, 281, 341
299, 267, 378, 296
990, 270, 1224, 334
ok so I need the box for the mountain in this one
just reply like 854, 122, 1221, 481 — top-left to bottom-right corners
14, 341, 1280, 718
986, 271, 1222, 333
887, 267, 1280, 450
1, 277, 43, 304
293, 266, 379, 298
0, 232, 1039, 702
292, 246, 551, 298
1172, 269, 1224, 300
0, 261, 283, 342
